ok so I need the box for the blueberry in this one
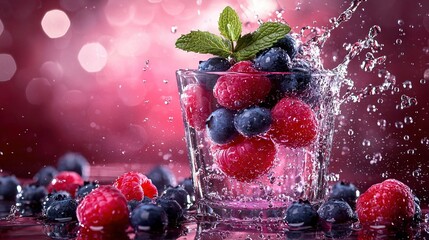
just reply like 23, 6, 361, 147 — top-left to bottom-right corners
206, 108, 238, 144
284, 200, 319, 229
131, 204, 168, 232
34, 166, 58, 186
179, 178, 195, 200
254, 47, 291, 72
0, 175, 21, 201
317, 199, 355, 224
234, 107, 272, 137
147, 165, 177, 193
273, 34, 299, 59
199, 57, 231, 72
198, 57, 231, 90
45, 198, 78, 222
156, 198, 183, 226
76, 181, 99, 201
161, 186, 191, 209
329, 181, 359, 210
16, 184, 48, 215
128, 197, 155, 212
57, 152, 90, 179
42, 191, 71, 216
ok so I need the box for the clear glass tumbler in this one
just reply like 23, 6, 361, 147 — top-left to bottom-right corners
176, 69, 339, 222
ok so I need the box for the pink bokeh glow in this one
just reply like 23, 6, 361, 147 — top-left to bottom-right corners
0, 0, 428, 204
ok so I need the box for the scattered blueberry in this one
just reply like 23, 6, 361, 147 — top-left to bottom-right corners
198, 57, 232, 90
254, 47, 291, 72
329, 181, 359, 210
284, 200, 319, 229
0, 175, 21, 201
273, 34, 299, 59
156, 198, 183, 226
179, 178, 194, 200
147, 165, 177, 193
34, 166, 58, 186
131, 204, 168, 232
206, 108, 238, 144
317, 199, 355, 224
57, 152, 90, 179
76, 181, 99, 201
234, 106, 272, 137
42, 191, 71, 216
45, 198, 78, 222
161, 186, 191, 209
16, 184, 48, 215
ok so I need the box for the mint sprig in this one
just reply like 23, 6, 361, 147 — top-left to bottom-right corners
175, 6, 291, 61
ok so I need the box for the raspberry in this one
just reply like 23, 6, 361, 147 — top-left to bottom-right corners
47, 171, 84, 197
213, 61, 271, 110
181, 84, 212, 130
211, 136, 276, 182
76, 185, 129, 230
113, 172, 158, 201
268, 97, 317, 148
356, 179, 415, 227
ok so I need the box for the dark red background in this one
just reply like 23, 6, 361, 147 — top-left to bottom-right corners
0, 0, 428, 205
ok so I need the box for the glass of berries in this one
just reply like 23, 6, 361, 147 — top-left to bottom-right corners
175, 7, 339, 221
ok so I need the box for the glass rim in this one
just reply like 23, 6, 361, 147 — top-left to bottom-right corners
176, 69, 337, 77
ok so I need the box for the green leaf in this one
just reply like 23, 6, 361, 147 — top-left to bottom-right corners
233, 22, 291, 61
175, 31, 232, 58
218, 6, 242, 41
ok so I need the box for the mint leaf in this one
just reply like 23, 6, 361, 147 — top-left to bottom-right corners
175, 31, 232, 58
233, 22, 291, 61
218, 6, 242, 41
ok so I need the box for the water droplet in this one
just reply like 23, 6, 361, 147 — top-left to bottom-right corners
370, 152, 383, 164
395, 39, 402, 45
397, 19, 404, 26
341, 146, 350, 155
395, 121, 404, 129
412, 168, 421, 177
366, 104, 377, 112
377, 119, 387, 130
403, 135, 410, 141
163, 79, 169, 84
362, 139, 371, 147
171, 25, 178, 34
420, 78, 427, 84
402, 80, 412, 89
347, 129, 354, 135
142, 60, 150, 71
404, 116, 413, 124
420, 137, 429, 146
168, 116, 173, 122
407, 148, 416, 155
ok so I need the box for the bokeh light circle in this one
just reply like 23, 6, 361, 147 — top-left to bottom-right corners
41, 9, 71, 38
25, 78, 52, 105
0, 53, 16, 81
78, 42, 108, 73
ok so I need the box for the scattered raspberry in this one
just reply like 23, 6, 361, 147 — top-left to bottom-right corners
213, 61, 271, 110
113, 172, 158, 201
76, 185, 129, 230
268, 97, 317, 148
181, 84, 212, 130
356, 179, 415, 227
211, 136, 276, 182
47, 171, 84, 197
